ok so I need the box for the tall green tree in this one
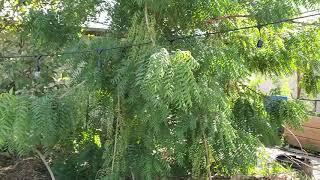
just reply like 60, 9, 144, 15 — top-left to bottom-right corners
0, 0, 320, 179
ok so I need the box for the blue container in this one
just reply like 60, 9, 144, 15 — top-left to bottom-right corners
265, 95, 288, 113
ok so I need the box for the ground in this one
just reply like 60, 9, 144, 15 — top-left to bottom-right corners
0, 153, 49, 180
0, 148, 319, 179
266, 147, 320, 179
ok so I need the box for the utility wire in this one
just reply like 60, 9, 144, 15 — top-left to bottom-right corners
299, 8, 320, 14
0, 42, 153, 59
1, 12, 320, 60
176, 11, 320, 40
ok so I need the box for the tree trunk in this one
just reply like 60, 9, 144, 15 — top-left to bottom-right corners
297, 70, 302, 99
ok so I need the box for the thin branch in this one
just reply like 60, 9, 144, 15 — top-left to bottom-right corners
238, 84, 267, 97
130, 168, 135, 180
283, 126, 309, 159
35, 149, 55, 180
297, 71, 302, 99
280, 154, 317, 180
282, 154, 319, 171
111, 89, 121, 173
144, 2, 155, 46
202, 131, 212, 180
58, 80, 86, 99
217, 14, 252, 19
206, 14, 252, 24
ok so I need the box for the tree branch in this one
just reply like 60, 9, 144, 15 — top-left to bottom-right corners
202, 131, 212, 180
238, 84, 267, 97
111, 89, 121, 173
35, 149, 55, 180
144, 2, 155, 46
206, 14, 252, 24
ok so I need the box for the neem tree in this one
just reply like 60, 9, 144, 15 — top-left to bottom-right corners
0, 0, 320, 179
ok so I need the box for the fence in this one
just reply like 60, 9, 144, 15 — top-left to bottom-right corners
299, 98, 320, 113
285, 98, 320, 152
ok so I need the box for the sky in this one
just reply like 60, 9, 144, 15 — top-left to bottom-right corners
1, 1, 319, 30
86, 5, 320, 30
85, 0, 113, 30
296, 8, 320, 22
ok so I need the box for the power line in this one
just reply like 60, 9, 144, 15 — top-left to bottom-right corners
1, 12, 320, 60
300, 8, 320, 14
180, 11, 320, 40
301, 9, 320, 14
0, 41, 153, 59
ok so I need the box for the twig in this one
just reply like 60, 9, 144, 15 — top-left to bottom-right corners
58, 80, 86, 99
282, 154, 320, 171
297, 71, 302, 99
281, 127, 320, 176
280, 147, 320, 159
284, 126, 309, 158
206, 14, 252, 24
238, 84, 267, 97
281, 154, 317, 180
111, 89, 121, 173
144, 2, 155, 46
202, 131, 212, 180
130, 167, 135, 180
35, 149, 55, 180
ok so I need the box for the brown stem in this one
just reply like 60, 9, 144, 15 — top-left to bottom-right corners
111, 90, 121, 173
202, 131, 212, 180
297, 70, 302, 99
35, 149, 55, 180
59, 81, 86, 99
284, 126, 308, 158
144, 2, 155, 46
130, 168, 135, 180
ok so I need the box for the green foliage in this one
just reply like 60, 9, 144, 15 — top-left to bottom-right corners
0, 0, 103, 94
142, 48, 200, 110
0, 93, 32, 154
268, 99, 308, 130
52, 131, 104, 180
0, 83, 105, 152
0, 0, 320, 179
232, 95, 280, 146
248, 149, 291, 177
282, 27, 320, 96
0, 86, 109, 178
23, 10, 79, 49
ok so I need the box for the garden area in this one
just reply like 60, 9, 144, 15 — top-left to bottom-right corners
1, 0, 320, 179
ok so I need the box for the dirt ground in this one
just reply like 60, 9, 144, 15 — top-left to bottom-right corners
0, 148, 316, 180
0, 153, 50, 180
266, 147, 320, 179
